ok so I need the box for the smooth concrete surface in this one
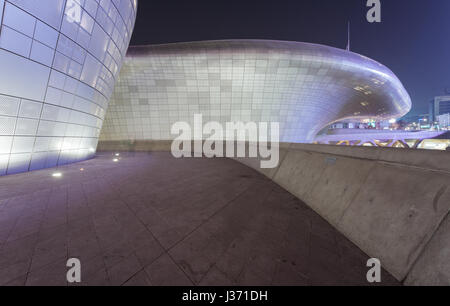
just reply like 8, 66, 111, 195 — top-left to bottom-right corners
405, 213, 450, 285
98, 140, 173, 152
288, 143, 450, 173
0, 152, 399, 286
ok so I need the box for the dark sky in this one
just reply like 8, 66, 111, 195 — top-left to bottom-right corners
130, 0, 450, 116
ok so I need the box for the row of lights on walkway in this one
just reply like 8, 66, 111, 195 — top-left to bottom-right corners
51, 153, 122, 178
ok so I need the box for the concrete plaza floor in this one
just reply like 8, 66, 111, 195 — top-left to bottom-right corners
0, 152, 399, 286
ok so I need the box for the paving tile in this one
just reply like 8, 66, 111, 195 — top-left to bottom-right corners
134, 240, 165, 267
30, 232, 67, 272
106, 254, 143, 286
0, 152, 400, 286
145, 254, 194, 286
83, 269, 111, 286
26, 258, 68, 286
123, 270, 152, 286
215, 250, 248, 282
67, 234, 102, 264
101, 239, 134, 269
237, 266, 274, 286
271, 261, 309, 286
150, 226, 184, 250
0, 234, 38, 270
4, 274, 27, 286
199, 266, 236, 286
8, 216, 42, 241
0, 259, 30, 286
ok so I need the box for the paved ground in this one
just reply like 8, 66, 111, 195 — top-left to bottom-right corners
0, 152, 399, 286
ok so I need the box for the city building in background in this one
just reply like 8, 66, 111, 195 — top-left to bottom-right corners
0, 0, 137, 175
429, 95, 450, 122
319, 111, 450, 150
438, 113, 450, 130
328, 118, 400, 131
315, 129, 450, 150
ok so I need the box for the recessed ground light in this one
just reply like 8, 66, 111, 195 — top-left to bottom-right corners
80, 168, 84, 171
113, 158, 119, 162
115, 153, 120, 156
52, 172, 62, 177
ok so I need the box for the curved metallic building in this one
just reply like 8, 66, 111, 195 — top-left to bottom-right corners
0, 0, 137, 175
100, 40, 411, 143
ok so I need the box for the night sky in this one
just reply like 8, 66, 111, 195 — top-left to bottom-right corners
130, 0, 450, 116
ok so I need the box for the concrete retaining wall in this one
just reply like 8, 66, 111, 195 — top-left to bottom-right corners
98, 140, 173, 152
97, 140, 450, 285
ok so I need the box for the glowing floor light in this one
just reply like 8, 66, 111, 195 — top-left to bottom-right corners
52, 172, 62, 177
113, 158, 119, 162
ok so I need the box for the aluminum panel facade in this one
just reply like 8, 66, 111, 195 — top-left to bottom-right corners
0, 0, 137, 175
100, 40, 411, 143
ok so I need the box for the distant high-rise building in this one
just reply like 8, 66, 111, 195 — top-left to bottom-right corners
438, 113, 450, 129
429, 96, 450, 122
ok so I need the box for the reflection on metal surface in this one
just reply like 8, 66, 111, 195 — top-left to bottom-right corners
100, 40, 412, 144
0, 0, 138, 175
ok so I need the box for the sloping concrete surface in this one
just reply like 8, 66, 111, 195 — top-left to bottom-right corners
337, 162, 450, 280
405, 213, 450, 286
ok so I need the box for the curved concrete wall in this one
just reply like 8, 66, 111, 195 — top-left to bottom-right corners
0, 0, 137, 175
97, 139, 450, 285
100, 40, 411, 143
